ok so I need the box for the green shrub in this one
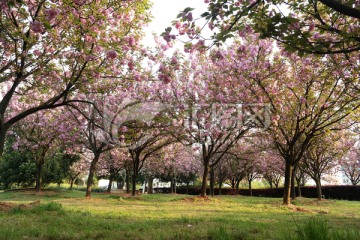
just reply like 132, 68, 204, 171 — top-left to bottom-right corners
295, 217, 329, 240
332, 228, 360, 240
292, 217, 359, 240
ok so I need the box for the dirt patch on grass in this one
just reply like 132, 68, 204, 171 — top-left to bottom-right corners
178, 196, 221, 203
287, 205, 312, 213
0, 200, 40, 212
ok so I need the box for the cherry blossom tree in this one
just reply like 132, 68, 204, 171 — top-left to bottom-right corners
68, 155, 89, 190
123, 120, 174, 196
153, 143, 201, 194
154, 48, 262, 197
203, 33, 359, 204
0, 0, 151, 157
13, 108, 79, 192
169, 0, 360, 54
294, 165, 310, 197
340, 143, 360, 185
260, 150, 284, 189
299, 132, 348, 200
223, 153, 247, 192
97, 148, 128, 193
68, 98, 113, 198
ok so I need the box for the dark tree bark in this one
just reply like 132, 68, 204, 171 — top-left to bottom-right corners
107, 176, 114, 193
218, 167, 223, 195
209, 166, 215, 196
148, 177, 153, 194
231, 179, 235, 189
125, 169, 131, 193
173, 178, 177, 194
291, 166, 296, 200
131, 171, 137, 196
86, 153, 100, 198
170, 179, 174, 194
0, 128, 6, 158
248, 179, 252, 196
315, 178, 323, 201
283, 162, 293, 205
318, 0, 360, 19
69, 172, 80, 190
35, 162, 44, 192
69, 178, 75, 190
235, 180, 240, 193
200, 159, 209, 197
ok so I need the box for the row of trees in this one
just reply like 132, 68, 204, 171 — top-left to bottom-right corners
0, 0, 359, 205
1, 130, 359, 201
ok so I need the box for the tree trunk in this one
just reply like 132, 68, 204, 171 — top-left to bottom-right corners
0, 128, 6, 159
283, 161, 293, 205
131, 172, 137, 196
235, 180, 240, 194
173, 178, 177, 194
35, 162, 43, 192
200, 161, 209, 197
131, 155, 140, 196
291, 167, 296, 200
210, 166, 215, 196
186, 182, 189, 194
231, 179, 235, 189
69, 178, 75, 190
218, 168, 222, 195
107, 175, 114, 193
218, 178, 222, 195
315, 178, 323, 201
148, 177, 153, 194
85, 153, 100, 198
170, 178, 174, 194
248, 180, 252, 196
296, 178, 302, 197
125, 170, 130, 193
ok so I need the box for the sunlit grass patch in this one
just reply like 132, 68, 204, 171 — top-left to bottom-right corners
0, 190, 359, 239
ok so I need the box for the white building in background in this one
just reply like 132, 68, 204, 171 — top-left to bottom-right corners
98, 179, 117, 189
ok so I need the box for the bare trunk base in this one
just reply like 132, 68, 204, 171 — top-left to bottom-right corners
283, 162, 293, 205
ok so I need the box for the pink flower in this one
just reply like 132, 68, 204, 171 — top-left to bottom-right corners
44, 8, 60, 21
308, 22, 315, 32
175, 22, 182, 29
106, 50, 118, 60
127, 61, 134, 70
120, 126, 128, 132
187, 12, 193, 21
33, 50, 42, 56
170, 56, 178, 65
74, 0, 86, 5
313, 32, 321, 40
31, 21, 44, 33
128, 36, 136, 46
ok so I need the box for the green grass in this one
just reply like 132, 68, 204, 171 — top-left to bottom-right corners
0, 190, 359, 240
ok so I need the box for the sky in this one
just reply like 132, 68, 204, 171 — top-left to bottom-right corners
142, 0, 209, 49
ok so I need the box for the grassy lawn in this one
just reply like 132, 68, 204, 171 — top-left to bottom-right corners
0, 189, 359, 240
